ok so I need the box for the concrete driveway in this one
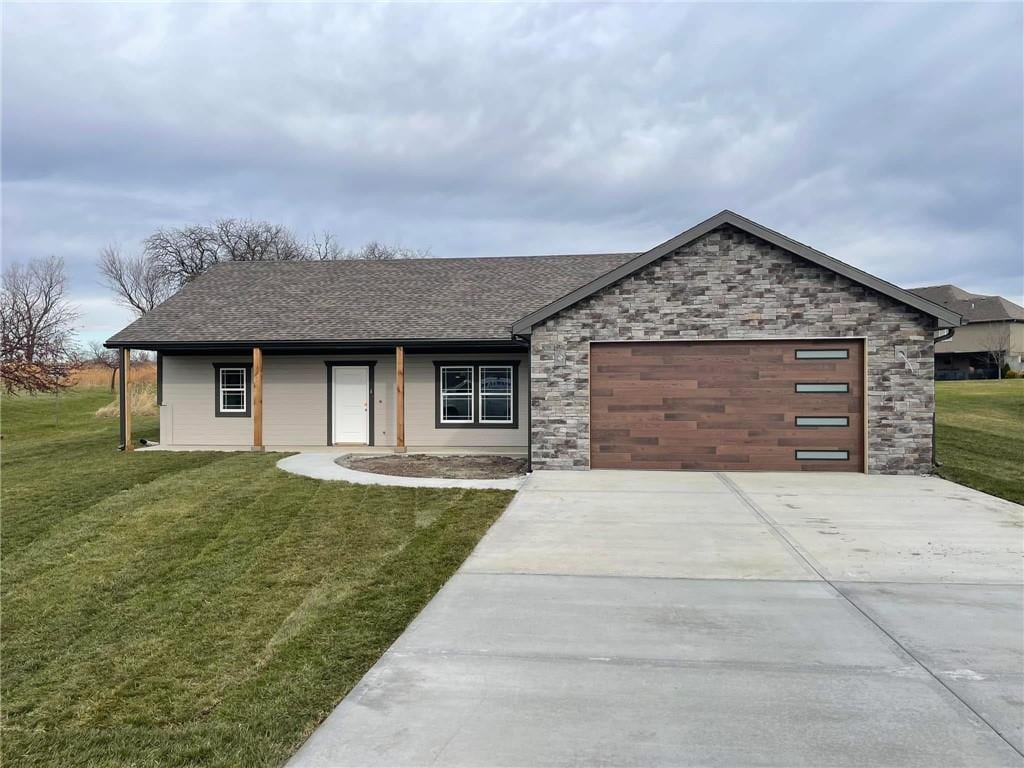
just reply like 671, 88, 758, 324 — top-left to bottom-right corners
289, 471, 1024, 767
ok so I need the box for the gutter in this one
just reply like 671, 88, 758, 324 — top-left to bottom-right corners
934, 327, 956, 344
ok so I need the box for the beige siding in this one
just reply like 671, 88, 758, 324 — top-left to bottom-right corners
262, 356, 330, 445
162, 356, 253, 446
936, 321, 1024, 360
159, 351, 527, 450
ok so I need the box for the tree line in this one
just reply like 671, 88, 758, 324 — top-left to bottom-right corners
2, 218, 426, 394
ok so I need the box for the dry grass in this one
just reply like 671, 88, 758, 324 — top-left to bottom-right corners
72, 362, 156, 390
95, 382, 159, 418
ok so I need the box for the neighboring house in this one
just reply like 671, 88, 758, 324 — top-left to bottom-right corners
106, 210, 960, 474
908, 284, 1024, 380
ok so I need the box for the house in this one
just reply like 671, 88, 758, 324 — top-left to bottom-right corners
106, 210, 961, 474
908, 284, 1023, 379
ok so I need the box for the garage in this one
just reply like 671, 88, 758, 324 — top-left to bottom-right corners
590, 339, 864, 471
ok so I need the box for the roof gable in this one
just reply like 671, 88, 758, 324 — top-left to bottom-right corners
512, 210, 962, 333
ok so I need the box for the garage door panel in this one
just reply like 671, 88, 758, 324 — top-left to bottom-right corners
591, 340, 864, 472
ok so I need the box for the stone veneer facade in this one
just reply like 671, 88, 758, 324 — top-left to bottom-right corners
529, 225, 936, 474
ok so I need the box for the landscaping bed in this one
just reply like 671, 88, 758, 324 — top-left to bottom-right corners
337, 453, 528, 479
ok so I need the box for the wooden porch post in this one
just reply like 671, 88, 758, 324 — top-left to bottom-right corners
395, 346, 406, 453
252, 347, 264, 451
121, 347, 133, 452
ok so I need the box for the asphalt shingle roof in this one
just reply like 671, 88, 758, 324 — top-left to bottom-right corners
908, 285, 1024, 324
106, 253, 639, 345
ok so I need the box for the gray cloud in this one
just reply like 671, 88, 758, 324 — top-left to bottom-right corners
3, 2, 1021, 343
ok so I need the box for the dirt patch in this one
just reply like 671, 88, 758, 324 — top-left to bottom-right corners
337, 454, 527, 480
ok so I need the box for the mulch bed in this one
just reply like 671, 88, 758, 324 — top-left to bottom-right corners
336, 453, 528, 480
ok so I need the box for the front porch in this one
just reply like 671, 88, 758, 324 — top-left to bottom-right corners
115, 342, 530, 460
137, 444, 527, 456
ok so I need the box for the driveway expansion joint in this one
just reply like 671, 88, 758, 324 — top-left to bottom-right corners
716, 472, 1024, 760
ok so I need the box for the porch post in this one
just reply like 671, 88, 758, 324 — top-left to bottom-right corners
395, 345, 406, 453
121, 347, 133, 452
252, 347, 264, 451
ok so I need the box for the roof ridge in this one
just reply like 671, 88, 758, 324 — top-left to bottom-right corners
207, 251, 641, 266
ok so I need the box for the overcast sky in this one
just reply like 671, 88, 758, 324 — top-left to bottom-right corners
3, 2, 1022, 345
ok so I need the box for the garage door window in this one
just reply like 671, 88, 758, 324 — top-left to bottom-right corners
795, 416, 850, 427
796, 450, 849, 461
795, 383, 850, 393
796, 349, 849, 359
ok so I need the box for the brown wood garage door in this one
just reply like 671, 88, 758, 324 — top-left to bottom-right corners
591, 339, 864, 471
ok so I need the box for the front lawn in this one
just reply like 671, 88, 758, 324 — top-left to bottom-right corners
935, 379, 1024, 504
1, 388, 512, 768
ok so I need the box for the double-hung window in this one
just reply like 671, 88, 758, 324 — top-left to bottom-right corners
214, 363, 251, 417
479, 366, 514, 424
435, 361, 519, 428
439, 366, 474, 423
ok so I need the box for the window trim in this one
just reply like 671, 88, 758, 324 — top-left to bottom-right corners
433, 360, 520, 429
439, 364, 475, 425
212, 363, 252, 418
478, 364, 515, 425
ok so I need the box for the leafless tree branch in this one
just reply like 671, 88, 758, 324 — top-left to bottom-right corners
98, 245, 175, 316
1, 256, 81, 394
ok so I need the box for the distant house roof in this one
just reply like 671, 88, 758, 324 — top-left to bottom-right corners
105, 253, 638, 346
908, 284, 1024, 324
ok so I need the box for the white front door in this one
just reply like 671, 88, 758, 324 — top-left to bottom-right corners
333, 366, 370, 444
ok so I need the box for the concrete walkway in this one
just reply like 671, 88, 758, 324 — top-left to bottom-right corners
288, 470, 1024, 767
276, 453, 526, 490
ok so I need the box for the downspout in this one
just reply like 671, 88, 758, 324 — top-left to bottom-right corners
117, 346, 127, 451
932, 326, 956, 467
514, 332, 532, 473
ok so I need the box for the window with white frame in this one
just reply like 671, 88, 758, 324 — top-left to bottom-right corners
217, 367, 248, 415
439, 366, 474, 423
479, 365, 514, 423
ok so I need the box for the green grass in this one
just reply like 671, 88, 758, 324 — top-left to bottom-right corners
1, 389, 512, 768
935, 379, 1024, 504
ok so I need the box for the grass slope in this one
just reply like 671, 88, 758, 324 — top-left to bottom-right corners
935, 380, 1024, 504
1, 389, 512, 768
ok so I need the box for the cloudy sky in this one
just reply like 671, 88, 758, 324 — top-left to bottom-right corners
3, 2, 1022, 344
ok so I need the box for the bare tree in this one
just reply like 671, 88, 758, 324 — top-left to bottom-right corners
1, 256, 80, 394
98, 245, 175, 316
99, 220, 431, 313
309, 231, 344, 261
982, 322, 1012, 379
143, 224, 221, 285
339, 241, 431, 261
213, 218, 307, 262
85, 340, 120, 390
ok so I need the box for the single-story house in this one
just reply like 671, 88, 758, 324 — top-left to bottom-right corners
908, 284, 1023, 380
106, 210, 961, 474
